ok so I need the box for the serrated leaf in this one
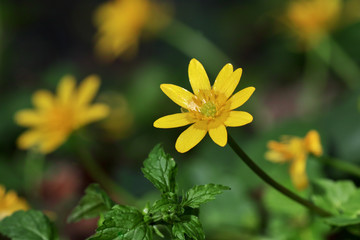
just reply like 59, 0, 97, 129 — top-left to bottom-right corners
312, 179, 357, 214
172, 215, 205, 240
0, 210, 58, 240
148, 198, 183, 223
312, 179, 360, 227
182, 184, 230, 209
88, 205, 152, 240
68, 184, 114, 223
312, 179, 356, 210
141, 144, 177, 194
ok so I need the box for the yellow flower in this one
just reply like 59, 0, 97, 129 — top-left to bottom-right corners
265, 130, 323, 190
154, 59, 255, 153
94, 0, 171, 60
0, 185, 29, 220
15, 75, 109, 154
285, 0, 341, 47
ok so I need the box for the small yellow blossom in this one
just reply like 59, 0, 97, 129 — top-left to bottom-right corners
285, 0, 341, 47
15, 75, 109, 154
265, 130, 323, 190
0, 185, 29, 220
94, 0, 171, 60
154, 59, 255, 153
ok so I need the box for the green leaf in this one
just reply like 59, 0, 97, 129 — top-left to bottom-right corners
324, 216, 360, 227
182, 184, 230, 209
172, 215, 205, 240
141, 144, 177, 194
68, 184, 114, 223
0, 210, 58, 240
88, 205, 153, 240
312, 179, 360, 227
147, 198, 183, 223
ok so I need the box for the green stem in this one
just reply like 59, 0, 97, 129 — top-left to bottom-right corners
159, 19, 230, 73
77, 148, 137, 205
315, 156, 360, 178
299, 38, 330, 113
314, 36, 360, 90
24, 150, 45, 196
227, 134, 331, 217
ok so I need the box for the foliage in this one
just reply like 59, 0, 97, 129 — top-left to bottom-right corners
69, 144, 230, 240
312, 179, 360, 234
0, 210, 58, 240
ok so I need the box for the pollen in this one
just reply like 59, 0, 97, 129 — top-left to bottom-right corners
200, 101, 217, 118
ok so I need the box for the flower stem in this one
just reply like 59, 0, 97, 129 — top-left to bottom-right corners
160, 19, 230, 73
77, 148, 137, 205
314, 36, 360, 90
24, 150, 45, 196
315, 156, 360, 178
299, 39, 330, 113
227, 134, 331, 217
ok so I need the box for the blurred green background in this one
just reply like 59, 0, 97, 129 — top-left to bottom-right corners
1, 0, 360, 239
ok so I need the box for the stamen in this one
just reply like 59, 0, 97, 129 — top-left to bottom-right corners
200, 101, 217, 118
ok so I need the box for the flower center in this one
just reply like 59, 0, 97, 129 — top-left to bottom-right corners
200, 101, 217, 118
46, 107, 75, 134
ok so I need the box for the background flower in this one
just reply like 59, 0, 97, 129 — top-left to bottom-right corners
94, 0, 172, 60
0, 185, 29, 220
265, 130, 323, 190
15, 75, 109, 154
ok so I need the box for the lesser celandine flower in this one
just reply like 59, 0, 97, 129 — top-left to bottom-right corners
94, 0, 171, 60
15, 75, 109, 154
154, 59, 255, 153
265, 130, 323, 190
0, 185, 29, 220
285, 0, 341, 47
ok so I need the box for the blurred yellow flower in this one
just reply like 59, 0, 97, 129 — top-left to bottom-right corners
285, 0, 341, 47
0, 185, 29, 220
154, 59, 255, 153
265, 130, 323, 190
94, 0, 171, 60
15, 75, 109, 154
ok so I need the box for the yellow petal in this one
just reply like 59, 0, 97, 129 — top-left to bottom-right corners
175, 122, 207, 153
228, 87, 255, 110
17, 130, 42, 149
209, 124, 227, 147
32, 90, 54, 110
154, 113, 195, 129
160, 84, 195, 109
0, 185, 6, 198
213, 67, 242, 99
304, 130, 323, 156
265, 150, 289, 163
57, 75, 76, 104
188, 59, 211, 95
14, 110, 43, 127
213, 63, 233, 92
39, 132, 68, 154
224, 111, 253, 127
76, 75, 101, 106
290, 154, 308, 190
76, 104, 110, 127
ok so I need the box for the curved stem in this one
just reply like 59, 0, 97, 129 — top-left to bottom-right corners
159, 19, 230, 73
228, 134, 331, 217
77, 148, 137, 205
315, 156, 360, 178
